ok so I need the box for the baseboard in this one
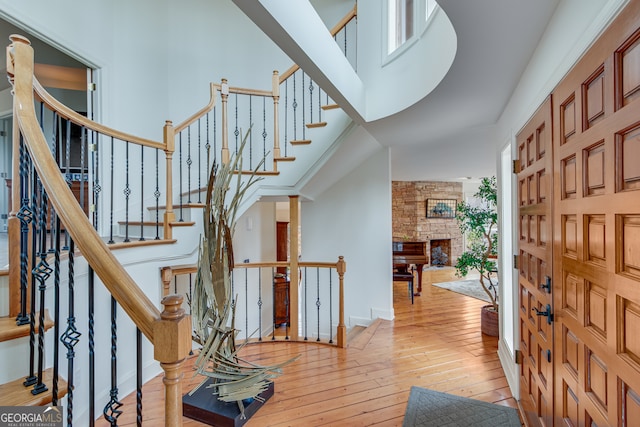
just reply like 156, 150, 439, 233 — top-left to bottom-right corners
498, 339, 519, 400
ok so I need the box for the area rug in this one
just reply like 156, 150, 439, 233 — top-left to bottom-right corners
403, 386, 521, 427
431, 279, 493, 303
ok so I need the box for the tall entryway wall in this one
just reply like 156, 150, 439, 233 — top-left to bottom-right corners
516, 1, 640, 425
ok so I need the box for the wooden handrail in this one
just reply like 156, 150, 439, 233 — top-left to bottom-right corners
279, 4, 357, 83
9, 35, 161, 341
174, 83, 217, 133
33, 79, 165, 151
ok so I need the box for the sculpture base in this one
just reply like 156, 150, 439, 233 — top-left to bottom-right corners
183, 380, 274, 427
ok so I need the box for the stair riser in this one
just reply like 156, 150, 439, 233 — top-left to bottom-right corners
0, 275, 8, 317
117, 224, 165, 241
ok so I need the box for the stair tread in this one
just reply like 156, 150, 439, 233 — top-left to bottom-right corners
306, 122, 327, 128
274, 156, 296, 162
0, 368, 68, 406
149, 203, 206, 211
290, 140, 312, 146
0, 310, 54, 343
322, 104, 339, 110
347, 318, 384, 350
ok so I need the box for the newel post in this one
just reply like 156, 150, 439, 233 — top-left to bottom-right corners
154, 295, 191, 426
163, 120, 176, 239
336, 256, 347, 348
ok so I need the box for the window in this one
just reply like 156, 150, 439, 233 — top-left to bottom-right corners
387, 0, 439, 56
388, 0, 414, 55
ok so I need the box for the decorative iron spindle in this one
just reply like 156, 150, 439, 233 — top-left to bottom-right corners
88, 266, 96, 427
292, 74, 297, 141
123, 141, 131, 243
187, 126, 192, 203
257, 268, 263, 341
316, 268, 321, 342
284, 81, 288, 157
103, 297, 123, 425
262, 97, 267, 170
139, 145, 145, 241
136, 328, 143, 427
80, 126, 86, 223
302, 72, 306, 140
309, 78, 314, 123
62, 119, 71, 251
62, 238, 80, 425
249, 95, 253, 169
234, 93, 239, 156
245, 269, 249, 341
52, 216, 61, 404
47, 111, 58, 250
329, 271, 334, 344
318, 81, 322, 123
271, 267, 276, 341
108, 136, 115, 243
303, 267, 308, 341
16, 140, 31, 326
205, 113, 211, 174
197, 118, 202, 203
92, 130, 101, 231
154, 148, 161, 240
32, 182, 51, 395
24, 165, 39, 387
178, 133, 184, 222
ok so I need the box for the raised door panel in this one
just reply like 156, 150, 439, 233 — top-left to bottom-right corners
552, 2, 640, 425
517, 96, 554, 427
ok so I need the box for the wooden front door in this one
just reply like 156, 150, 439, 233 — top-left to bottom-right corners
552, 2, 640, 425
517, 96, 554, 427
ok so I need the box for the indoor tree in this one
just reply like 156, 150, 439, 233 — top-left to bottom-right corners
454, 176, 498, 312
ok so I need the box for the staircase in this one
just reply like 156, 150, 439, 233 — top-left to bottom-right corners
0, 6, 357, 426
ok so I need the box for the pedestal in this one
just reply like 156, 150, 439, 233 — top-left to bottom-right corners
183, 379, 274, 427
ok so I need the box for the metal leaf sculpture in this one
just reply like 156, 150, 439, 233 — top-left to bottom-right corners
190, 130, 298, 417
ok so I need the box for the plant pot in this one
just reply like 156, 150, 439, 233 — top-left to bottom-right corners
481, 305, 499, 336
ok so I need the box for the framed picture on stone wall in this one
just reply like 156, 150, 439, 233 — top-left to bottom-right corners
426, 199, 457, 218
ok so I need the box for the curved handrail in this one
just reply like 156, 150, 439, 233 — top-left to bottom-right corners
33, 78, 165, 151
9, 35, 161, 341
279, 4, 357, 83
174, 82, 218, 133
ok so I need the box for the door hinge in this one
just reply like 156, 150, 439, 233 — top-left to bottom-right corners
88, 82, 96, 91
515, 350, 523, 364
513, 254, 519, 269
513, 159, 521, 174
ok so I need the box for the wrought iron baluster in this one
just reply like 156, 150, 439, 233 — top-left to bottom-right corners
309, 78, 314, 123
213, 107, 217, 166
52, 216, 61, 404
154, 148, 160, 240
32, 181, 51, 395
108, 136, 115, 244
62, 238, 80, 425
80, 126, 86, 223
63, 120, 71, 251
103, 297, 123, 425
329, 270, 334, 344
302, 72, 306, 140
234, 93, 239, 157
24, 161, 38, 387
136, 328, 143, 427
284, 80, 288, 157
316, 268, 321, 342
245, 269, 249, 342
303, 267, 308, 341
271, 267, 276, 341
197, 118, 202, 203
16, 139, 31, 326
249, 95, 253, 169
88, 266, 96, 427
205, 112, 211, 175
139, 144, 145, 241
257, 268, 263, 341
178, 132, 184, 222
187, 126, 192, 203
262, 97, 267, 171
92, 130, 101, 231
292, 74, 297, 141
123, 141, 131, 243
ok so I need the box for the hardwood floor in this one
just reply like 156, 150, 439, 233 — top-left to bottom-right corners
99, 267, 519, 426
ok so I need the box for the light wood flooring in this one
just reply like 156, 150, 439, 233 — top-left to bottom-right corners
99, 267, 519, 426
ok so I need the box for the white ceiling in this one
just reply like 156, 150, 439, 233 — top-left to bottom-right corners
1, 0, 561, 183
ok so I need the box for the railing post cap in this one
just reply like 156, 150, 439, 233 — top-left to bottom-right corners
161, 294, 184, 320
9, 34, 30, 45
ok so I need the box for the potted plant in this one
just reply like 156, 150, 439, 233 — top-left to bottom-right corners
454, 176, 498, 336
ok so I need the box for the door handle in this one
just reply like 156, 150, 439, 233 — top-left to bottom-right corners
540, 276, 551, 293
532, 304, 553, 324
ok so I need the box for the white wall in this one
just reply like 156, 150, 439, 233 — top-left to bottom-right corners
301, 146, 393, 325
